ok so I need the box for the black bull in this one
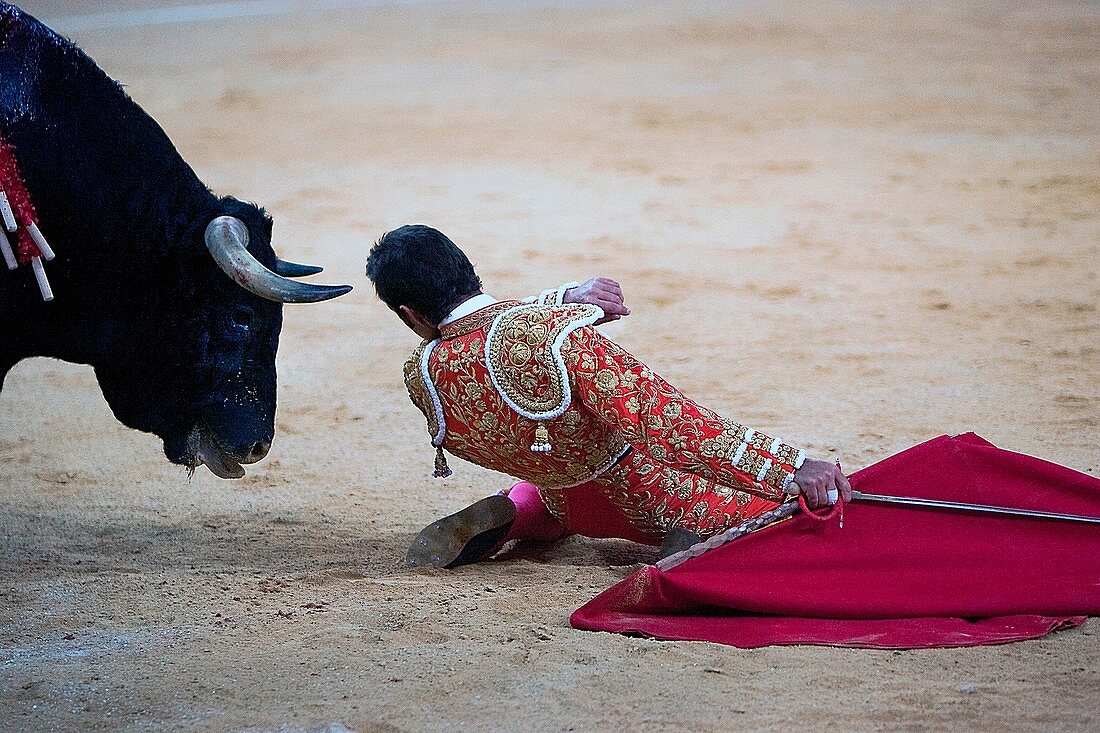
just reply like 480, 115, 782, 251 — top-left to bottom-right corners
0, 4, 351, 477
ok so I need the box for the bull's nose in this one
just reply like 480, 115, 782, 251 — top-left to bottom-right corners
242, 440, 271, 464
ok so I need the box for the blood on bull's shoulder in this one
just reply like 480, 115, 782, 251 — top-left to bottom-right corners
0, 2, 350, 478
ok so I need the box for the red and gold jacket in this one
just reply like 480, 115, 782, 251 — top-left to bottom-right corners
404, 297, 806, 537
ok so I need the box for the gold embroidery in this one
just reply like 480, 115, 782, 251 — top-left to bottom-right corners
584, 451, 781, 539
410, 305, 628, 490
771, 443, 803, 467
560, 327, 800, 500
439, 301, 520, 340
404, 296, 805, 536
537, 487, 569, 525
403, 341, 439, 441
486, 303, 601, 418
748, 431, 774, 452
764, 461, 791, 490
737, 448, 770, 480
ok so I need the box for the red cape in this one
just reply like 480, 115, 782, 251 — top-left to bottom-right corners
570, 434, 1100, 648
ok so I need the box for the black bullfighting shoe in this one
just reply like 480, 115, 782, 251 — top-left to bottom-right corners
658, 527, 703, 561
407, 495, 517, 569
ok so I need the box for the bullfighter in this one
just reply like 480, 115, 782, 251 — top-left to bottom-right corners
365, 225, 851, 567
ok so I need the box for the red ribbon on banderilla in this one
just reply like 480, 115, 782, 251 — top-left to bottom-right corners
0, 136, 55, 301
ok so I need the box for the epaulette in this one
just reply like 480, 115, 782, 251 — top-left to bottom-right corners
485, 302, 603, 451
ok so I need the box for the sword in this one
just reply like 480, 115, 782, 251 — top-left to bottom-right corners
850, 490, 1100, 525
788, 480, 1100, 525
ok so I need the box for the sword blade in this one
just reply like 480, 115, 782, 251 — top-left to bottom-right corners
851, 491, 1100, 525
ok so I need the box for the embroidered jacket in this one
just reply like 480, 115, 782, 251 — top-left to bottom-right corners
404, 298, 806, 508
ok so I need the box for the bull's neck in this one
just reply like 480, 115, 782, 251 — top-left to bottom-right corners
0, 130, 216, 376
0, 1, 221, 380
1, 5, 221, 378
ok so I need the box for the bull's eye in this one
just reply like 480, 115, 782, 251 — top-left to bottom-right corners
231, 307, 255, 331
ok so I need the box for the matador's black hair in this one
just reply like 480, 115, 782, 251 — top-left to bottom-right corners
366, 224, 482, 325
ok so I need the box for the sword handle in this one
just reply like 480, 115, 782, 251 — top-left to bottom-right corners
786, 479, 839, 506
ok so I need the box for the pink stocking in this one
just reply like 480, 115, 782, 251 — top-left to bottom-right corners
502, 481, 568, 544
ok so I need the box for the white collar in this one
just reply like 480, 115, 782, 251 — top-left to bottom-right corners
440, 293, 497, 326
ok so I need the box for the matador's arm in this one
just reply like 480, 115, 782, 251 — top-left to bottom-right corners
524, 278, 630, 325
562, 326, 805, 501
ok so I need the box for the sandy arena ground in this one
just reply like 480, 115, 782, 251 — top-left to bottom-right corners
2, 1, 1098, 730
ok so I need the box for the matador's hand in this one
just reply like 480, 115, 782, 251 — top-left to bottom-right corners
564, 277, 631, 325
790, 457, 853, 509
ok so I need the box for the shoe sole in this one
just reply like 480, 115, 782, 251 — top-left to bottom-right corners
407, 495, 517, 569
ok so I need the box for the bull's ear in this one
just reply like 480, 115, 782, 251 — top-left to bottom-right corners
205, 217, 351, 303
274, 259, 323, 277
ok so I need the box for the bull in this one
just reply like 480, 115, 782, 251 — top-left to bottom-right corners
0, 3, 351, 478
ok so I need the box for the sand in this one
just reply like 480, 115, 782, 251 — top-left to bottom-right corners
2, 1, 1098, 730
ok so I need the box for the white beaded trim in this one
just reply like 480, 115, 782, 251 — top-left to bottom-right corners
730, 428, 754, 466
419, 338, 446, 447
755, 458, 773, 483
484, 302, 604, 422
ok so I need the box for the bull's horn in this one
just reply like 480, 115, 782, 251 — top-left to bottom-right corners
275, 259, 323, 277
204, 216, 351, 303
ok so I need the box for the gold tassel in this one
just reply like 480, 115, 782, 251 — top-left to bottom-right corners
530, 423, 552, 453
433, 446, 452, 478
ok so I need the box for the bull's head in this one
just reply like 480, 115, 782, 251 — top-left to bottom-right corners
0, 5, 353, 478
91, 198, 350, 479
